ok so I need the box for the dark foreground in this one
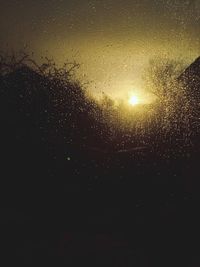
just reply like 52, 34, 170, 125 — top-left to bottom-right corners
1, 130, 200, 267
1, 62, 200, 267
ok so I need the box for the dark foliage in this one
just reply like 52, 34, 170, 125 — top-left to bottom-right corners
1, 53, 200, 267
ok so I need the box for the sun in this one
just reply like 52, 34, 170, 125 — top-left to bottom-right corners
129, 95, 139, 106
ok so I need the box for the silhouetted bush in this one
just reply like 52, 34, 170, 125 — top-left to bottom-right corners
1, 52, 200, 171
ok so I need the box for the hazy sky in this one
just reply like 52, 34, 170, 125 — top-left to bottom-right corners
1, 0, 200, 99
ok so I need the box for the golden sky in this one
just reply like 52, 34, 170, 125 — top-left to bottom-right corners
1, 0, 200, 99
